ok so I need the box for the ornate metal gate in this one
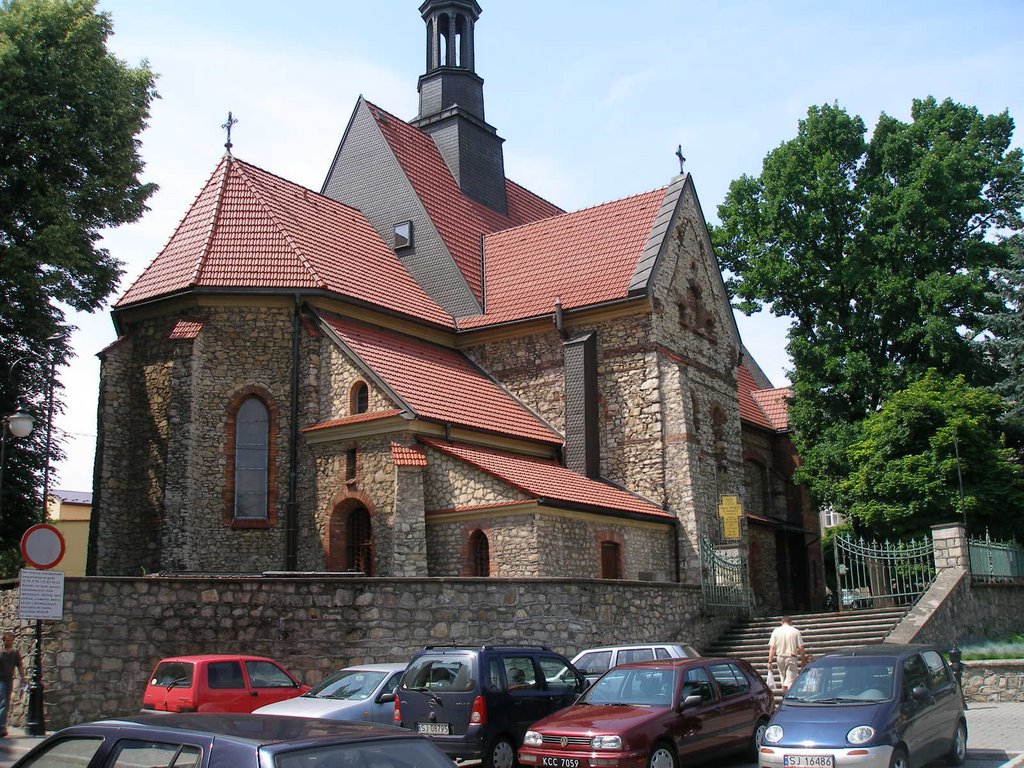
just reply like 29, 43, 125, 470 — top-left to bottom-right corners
832, 533, 935, 610
700, 533, 751, 614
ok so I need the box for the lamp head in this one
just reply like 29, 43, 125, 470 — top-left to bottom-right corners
6, 400, 34, 438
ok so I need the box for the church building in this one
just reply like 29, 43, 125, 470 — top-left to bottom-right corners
89, 0, 823, 613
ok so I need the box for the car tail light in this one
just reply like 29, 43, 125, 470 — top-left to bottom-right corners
470, 695, 486, 724
393, 697, 402, 723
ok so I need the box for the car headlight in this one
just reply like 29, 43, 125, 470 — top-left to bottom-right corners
524, 731, 542, 747
591, 735, 622, 750
764, 725, 784, 744
847, 726, 875, 745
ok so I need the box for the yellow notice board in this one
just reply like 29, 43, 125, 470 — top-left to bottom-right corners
718, 495, 743, 540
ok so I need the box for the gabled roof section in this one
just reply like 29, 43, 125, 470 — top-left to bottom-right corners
457, 188, 667, 328
115, 156, 453, 328
737, 364, 792, 432
366, 101, 563, 305
321, 314, 562, 446
420, 438, 671, 520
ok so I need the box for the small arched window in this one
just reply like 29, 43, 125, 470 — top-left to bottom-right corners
469, 530, 490, 576
347, 507, 373, 575
351, 382, 369, 414
234, 397, 269, 519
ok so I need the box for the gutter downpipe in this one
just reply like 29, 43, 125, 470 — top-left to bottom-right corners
285, 295, 301, 570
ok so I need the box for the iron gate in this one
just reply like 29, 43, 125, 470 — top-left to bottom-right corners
832, 533, 935, 610
700, 533, 751, 614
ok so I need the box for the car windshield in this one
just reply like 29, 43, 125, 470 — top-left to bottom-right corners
785, 658, 896, 703
308, 670, 389, 700
274, 738, 454, 768
400, 656, 475, 693
581, 668, 675, 707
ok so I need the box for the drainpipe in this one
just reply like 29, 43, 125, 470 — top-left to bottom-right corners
285, 295, 301, 570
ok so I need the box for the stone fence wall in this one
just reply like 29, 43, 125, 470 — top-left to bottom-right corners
0, 575, 725, 730
961, 660, 1024, 703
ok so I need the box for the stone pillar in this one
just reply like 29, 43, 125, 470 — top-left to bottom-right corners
392, 443, 429, 577
931, 522, 969, 572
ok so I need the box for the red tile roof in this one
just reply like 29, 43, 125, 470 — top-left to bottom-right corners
367, 102, 563, 305
420, 438, 671, 520
322, 314, 562, 445
115, 157, 453, 327
168, 320, 203, 339
392, 443, 428, 467
303, 409, 404, 432
736, 364, 791, 431
457, 189, 666, 327
752, 387, 792, 431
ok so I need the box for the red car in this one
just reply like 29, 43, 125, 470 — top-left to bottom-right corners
142, 654, 310, 714
518, 656, 773, 768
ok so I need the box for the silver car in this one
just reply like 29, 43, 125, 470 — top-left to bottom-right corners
253, 662, 405, 723
571, 643, 700, 684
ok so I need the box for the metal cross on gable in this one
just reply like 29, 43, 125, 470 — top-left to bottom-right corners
675, 144, 686, 174
222, 111, 238, 154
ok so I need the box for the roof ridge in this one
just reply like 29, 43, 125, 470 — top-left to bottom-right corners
229, 162, 326, 289
191, 156, 233, 286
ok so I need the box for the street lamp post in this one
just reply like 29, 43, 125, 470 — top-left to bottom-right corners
24, 341, 60, 737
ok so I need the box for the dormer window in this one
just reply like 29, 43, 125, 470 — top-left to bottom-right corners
394, 221, 413, 249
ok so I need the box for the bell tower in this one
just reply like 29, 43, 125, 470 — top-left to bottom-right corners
413, 0, 508, 214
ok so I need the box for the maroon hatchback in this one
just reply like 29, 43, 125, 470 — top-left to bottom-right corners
518, 656, 773, 768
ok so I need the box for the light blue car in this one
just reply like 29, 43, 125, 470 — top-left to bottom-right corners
253, 662, 406, 723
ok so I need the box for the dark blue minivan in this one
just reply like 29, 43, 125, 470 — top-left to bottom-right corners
758, 644, 966, 768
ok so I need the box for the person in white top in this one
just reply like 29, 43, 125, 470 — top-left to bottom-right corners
767, 616, 807, 693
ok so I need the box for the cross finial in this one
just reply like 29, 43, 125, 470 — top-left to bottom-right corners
675, 144, 686, 174
222, 111, 238, 155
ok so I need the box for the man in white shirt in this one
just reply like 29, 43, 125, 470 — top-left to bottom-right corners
767, 616, 807, 693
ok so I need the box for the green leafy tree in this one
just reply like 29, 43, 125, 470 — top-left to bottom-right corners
0, 0, 156, 574
986, 236, 1024, 445
839, 371, 1024, 539
712, 98, 1024, 512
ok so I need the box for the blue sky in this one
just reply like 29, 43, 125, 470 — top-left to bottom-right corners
52, 0, 1024, 491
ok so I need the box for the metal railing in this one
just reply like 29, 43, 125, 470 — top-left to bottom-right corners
833, 533, 936, 610
969, 531, 1024, 581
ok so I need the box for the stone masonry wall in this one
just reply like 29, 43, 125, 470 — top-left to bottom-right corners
426, 513, 540, 577
0, 576, 727, 731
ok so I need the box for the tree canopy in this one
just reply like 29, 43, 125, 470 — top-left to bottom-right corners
712, 97, 1024, 535
0, 0, 156, 573
839, 371, 1024, 540
986, 236, 1024, 444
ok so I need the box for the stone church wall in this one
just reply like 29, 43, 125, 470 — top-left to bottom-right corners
0, 575, 724, 731
426, 512, 540, 577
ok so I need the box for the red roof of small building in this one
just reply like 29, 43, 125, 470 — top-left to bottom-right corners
420, 438, 671, 520
115, 157, 453, 327
736, 364, 791, 432
303, 409, 404, 432
322, 314, 562, 446
367, 102, 563, 304
457, 189, 667, 328
391, 443, 428, 467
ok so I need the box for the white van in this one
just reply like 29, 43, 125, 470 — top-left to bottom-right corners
570, 643, 700, 684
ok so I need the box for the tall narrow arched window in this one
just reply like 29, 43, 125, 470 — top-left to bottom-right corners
469, 530, 490, 576
351, 382, 369, 414
600, 541, 622, 579
347, 507, 373, 575
234, 397, 269, 519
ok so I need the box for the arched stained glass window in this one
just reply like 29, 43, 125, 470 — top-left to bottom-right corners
469, 530, 490, 576
347, 507, 373, 575
234, 397, 269, 519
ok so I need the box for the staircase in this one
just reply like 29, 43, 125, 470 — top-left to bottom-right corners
703, 606, 910, 681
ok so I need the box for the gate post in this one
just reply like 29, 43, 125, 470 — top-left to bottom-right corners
931, 523, 969, 575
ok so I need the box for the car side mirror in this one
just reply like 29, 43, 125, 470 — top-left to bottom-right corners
378, 693, 396, 703
911, 685, 930, 701
681, 694, 703, 709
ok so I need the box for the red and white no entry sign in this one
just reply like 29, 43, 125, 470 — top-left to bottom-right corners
20, 524, 65, 570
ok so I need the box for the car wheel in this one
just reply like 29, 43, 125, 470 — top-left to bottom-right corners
889, 746, 909, 768
946, 720, 967, 766
647, 742, 677, 768
484, 736, 517, 768
748, 718, 769, 761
